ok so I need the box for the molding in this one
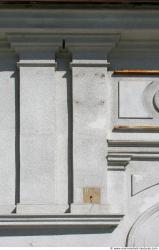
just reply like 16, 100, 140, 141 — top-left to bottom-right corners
113, 125, 159, 132
107, 140, 159, 170
0, 10, 159, 35
0, 214, 124, 227
71, 60, 109, 67
0, 39, 15, 57
114, 70, 159, 75
108, 140, 159, 147
6, 33, 120, 60
0, 0, 158, 3
17, 60, 57, 67
107, 153, 159, 170
107, 155, 131, 171
126, 202, 159, 246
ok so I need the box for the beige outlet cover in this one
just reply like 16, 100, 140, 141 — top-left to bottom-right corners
83, 187, 100, 204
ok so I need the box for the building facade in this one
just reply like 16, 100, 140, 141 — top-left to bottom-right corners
0, 0, 158, 246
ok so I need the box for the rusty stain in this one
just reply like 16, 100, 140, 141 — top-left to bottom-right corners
114, 125, 159, 130
114, 70, 159, 75
3, 0, 159, 3
83, 187, 100, 204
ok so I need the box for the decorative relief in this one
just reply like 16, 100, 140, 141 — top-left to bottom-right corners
126, 203, 159, 247
143, 81, 159, 118
153, 89, 159, 112
118, 80, 159, 121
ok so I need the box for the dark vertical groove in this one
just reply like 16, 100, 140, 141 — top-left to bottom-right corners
55, 48, 73, 210
67, 62, 74, 206
15, 69, 20, 205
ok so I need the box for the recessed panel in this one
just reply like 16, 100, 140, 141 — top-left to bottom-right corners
119, 80, 150, 118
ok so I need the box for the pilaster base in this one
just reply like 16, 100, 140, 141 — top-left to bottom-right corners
16, 204, 69, 214
0, 205, 15, 214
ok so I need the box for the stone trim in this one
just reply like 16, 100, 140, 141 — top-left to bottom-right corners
107, 140, 159, 170
0, 214, 124, 227
71, 60, 109, 67
17, 60, 57, 67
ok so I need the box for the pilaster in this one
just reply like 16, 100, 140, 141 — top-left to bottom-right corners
8, 34, 69, 214
70, 59, 110, 214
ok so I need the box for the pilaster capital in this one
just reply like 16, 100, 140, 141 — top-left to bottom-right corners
7, 33, 60, 61
71, 59, 109, 67
17, 59, 57, 67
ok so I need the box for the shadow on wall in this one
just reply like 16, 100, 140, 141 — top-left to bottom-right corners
0, 54, 19, 72
0, 226, 116, 237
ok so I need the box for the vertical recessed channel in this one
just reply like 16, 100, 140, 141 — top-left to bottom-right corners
55, 45, 73, 209
15, 68, 20, 205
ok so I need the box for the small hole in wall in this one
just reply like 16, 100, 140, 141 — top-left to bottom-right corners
83, 187, 100, 204
90, 195, 93, 203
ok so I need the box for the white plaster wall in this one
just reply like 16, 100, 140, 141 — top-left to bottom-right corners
0, 55, 16, 213
0, 6, 158, 247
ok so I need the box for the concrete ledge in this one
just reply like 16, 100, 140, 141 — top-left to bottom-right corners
0, 214, 124, 227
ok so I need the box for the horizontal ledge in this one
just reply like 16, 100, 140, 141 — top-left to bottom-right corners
107, 153, 159, 170
108, 140, 159, 147
108, 153, 159, 160
17, 60, 56, 67
71, 60, 109, 67
0, 0, 158, 3
113, 125, 159, 132
0, 214, 124, 227
114, 70, 159, 75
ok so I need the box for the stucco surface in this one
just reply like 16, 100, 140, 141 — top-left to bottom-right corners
0, 6, 158, 246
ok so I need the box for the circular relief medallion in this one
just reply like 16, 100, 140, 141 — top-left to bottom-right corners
153, 90, 159, 112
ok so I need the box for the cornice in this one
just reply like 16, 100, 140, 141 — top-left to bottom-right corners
0, 214, 124, 227
107, 140, 159, 170
6, 33, 120, 59
0, 10, 158, 34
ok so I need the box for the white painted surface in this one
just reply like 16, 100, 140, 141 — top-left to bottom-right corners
19, 61, 68, 212
20, 64, 56, 205
0, 6, 158, 247
119, 80, 150, 118
0, 69, 15, 211
71, 62, 108, 212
